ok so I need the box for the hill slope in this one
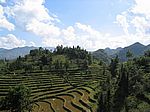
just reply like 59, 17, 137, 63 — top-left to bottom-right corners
104, 47, 122, 56
112, 42, 150, 61
92, 49, 110, 63
0, 47, 37, 60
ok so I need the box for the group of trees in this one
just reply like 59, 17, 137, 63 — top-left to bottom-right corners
5, 47, 53, 72
0, 46, 149, 112
0, 46, 92, 73
97, 50, 150, 112
0, 46, 93, 112
54, 45, 91, 60
0, 84, 32, 112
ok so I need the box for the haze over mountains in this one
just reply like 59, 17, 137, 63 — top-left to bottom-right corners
0, 42, 149, 62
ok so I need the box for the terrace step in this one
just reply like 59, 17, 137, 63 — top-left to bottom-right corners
58, 94, 81, 112
33, 101, 54, 112
69, 90, 91, 112
45, 97, 66, 112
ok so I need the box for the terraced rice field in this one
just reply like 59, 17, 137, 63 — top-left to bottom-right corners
0, 70, 107, 112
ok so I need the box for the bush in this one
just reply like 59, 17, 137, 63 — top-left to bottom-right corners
0, 84, 32, 112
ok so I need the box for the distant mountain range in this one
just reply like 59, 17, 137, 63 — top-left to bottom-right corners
111, 42, 150, 61
0, 46, 55, 60
92, 42, 150, 62
0, 42, 149, 61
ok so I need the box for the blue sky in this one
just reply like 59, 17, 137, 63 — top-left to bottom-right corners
46, 0, 130, 26
0, 0, 150, 50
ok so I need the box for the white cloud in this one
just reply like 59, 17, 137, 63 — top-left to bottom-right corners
131, 0, 150, 19
62, 26, 76, 41
3, 0, 115, 50
5, 0, 61, 47
0, 5, 15, 31
42, 38, 64, 47
130, 0, 150, 36
60, 22, 149, 50
26, 19, 61, 47
115, 0, 150, 48
26, 19, 60, 38
131, 16, 148, 35
60, 23, 110, 50
0, 0, 6, 3
2, 0, 149, 50
0, 34, 26, 48
68, 22, 150, 50
11, 0, 55, 23
75, 22, 103, 38
116, 13, 129, 35
7, 0, 59, 29
0, 18, 15, 31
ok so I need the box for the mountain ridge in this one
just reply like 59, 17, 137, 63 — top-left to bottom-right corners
0, 46, 55, 60
111, 42, 150, 61
0, 42, 149, 61
92, 42, 150, 62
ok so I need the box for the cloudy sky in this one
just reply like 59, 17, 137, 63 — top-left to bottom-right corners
0, 0, 150, 50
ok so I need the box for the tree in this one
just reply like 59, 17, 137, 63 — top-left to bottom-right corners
126, 50, 133, 60
24, 63, 33, 73
0, 84, 32, 112
64, 60, 69, 71
35, 47, 44, 56
144, 50, 150, 57
82, 60, 88, 70
40, 55, 48, 65
54, 60, 60, 70
8, 57, 24, 71
30, 49, 38, 57
55, 45, 63, 54
134, 56, 150, 72
98, 60, 103, 66
112, 65, 128, 112
87, 53, 92, 65
109, 55, 119, 78
97, 93, 106, 112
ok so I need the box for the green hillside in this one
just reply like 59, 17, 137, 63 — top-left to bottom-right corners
0, 46, 149, 112
92, 49, 110, 64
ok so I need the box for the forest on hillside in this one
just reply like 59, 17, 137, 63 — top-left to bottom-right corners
0, 46, 149, 112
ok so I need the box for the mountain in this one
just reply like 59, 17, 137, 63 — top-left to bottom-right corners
104, 47, 122, 56
0, 46, 56, 60
0, 42, 149, 61
92, 42, 150, 63
112, 42, 150, 61
92, 49, 110, 63
0, 48, 6, 52
0, 46, 37, 60
145, 44, 150, 51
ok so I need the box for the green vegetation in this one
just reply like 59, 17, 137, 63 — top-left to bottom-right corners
96, 50, 150, 112
1, 45, 91, 73
0, 84, 32, 112
0, 45, 149, 112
